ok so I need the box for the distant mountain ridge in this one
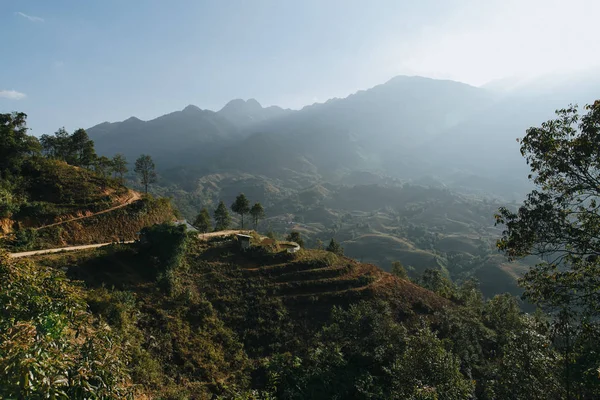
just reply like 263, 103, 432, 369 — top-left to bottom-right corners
88, 74, 600, 197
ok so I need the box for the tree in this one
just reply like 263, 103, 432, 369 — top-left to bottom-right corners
495, 101, 600, 397
285, 231, 304, 248
231, 193, 250, 229
391, 260, 408, 279
70, 128, 96, 167
134, 154, 157, 194
326, 238, 343, 255
249, 202, 265, 230
194, 207, 212, 233
111, 153, 128, 180
94, 156, 113, 178
0, 112, 40, 178
40, 127, 70, 160
419, 269, 456, 299
214, 200, 231, 231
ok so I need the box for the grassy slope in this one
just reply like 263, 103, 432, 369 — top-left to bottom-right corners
2, 159, 176, 251
31, 236, 448, 397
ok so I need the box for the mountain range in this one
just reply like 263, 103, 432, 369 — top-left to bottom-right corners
87, 73, 600, 200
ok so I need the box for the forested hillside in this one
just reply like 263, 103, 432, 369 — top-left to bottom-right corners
0, 113, 175, 251
3, 84, 600, 400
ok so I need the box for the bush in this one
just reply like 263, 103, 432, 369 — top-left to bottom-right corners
0, 251, 132, 399
138, 223, 189, 293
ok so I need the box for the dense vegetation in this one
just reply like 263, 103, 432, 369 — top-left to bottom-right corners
2, 98, 600, 398
0, 113, 175, 251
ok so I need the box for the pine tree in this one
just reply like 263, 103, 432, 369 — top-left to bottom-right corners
285, 231, 304, 248
214, 200, 231, 231
134, 154, 157, 194
112, 153, 128, 181
249, 202, 265, 230
231, 193, 250, 229
326, 238, 343, 255
194, 207, 212, 233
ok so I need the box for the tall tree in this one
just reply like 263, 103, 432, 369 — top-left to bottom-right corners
0, 112, 40, 178
326, 238, 343, 255
134, 154, 157, 194
94, 156, 113, 178
496, 100, 600, 398
194, 207, 212, 233
70, 128, 96, 167
112, 153, 128, 181
214, 200, 231, 231
496, 101, 600, 315
391, 261, 408, 279
231, 193, 250, 229
285, 231, 304, 248
40, 127, 71, 161
249, 202, 265, 230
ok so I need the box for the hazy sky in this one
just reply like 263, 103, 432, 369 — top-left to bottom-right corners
1, 0, 599, 135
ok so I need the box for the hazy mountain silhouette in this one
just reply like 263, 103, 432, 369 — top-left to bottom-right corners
88, 74, 600, 197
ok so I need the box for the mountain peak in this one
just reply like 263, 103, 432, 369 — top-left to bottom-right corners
183, 104, 202, 113
220, 98, 263, 113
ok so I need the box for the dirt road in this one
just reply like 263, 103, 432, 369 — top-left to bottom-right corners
9, 230, 247, 258
9, 241, 135, 258
35, 190, 142, 230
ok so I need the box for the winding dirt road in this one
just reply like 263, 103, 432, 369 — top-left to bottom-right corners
9, 230, 247, 258
35, 190, 142, 231
9, 241, 134, 258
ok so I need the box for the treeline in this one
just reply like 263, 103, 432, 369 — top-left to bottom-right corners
1, 112, 159, 193
194, 193, 265, 232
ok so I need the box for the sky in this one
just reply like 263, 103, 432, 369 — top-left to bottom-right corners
1, 0, 599, 135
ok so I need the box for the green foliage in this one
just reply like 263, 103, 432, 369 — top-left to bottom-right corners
391, 260, 408, 279
214, 199, 232, 231
325, 238, 343, 255
112, 153, 128, 180
495, 100, 600, 397
0, 251, 132, 399
94, 155, 113, 178
40, 127, 97, 168
265, 301, 473, 399
285, 231, 304, 248
194, 206, 212, 233
232, 193, 251, 229
0, 112, 41, 179
250, 202, 265, 230
418, 269, 456, 299
496, 101, 600, 314
134, 154, 157, 193
138, 223, 189, 293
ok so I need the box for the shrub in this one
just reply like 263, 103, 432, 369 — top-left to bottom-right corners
0, 251, 132, 399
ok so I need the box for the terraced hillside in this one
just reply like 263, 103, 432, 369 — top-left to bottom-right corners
185, 236, 448, 330
29, 232, 449, 397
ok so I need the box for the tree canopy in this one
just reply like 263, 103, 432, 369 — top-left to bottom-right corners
496, 100, 600, 398
112, 153, 128, 180
231, 193, 251, 229
0, 112, 40, 178
214, 200, 231, 231
194, 207, 212, 233
134, 154, 157, 194
249, 202, 265, 230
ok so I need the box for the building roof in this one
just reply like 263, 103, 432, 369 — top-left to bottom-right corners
174, 220, 198, 232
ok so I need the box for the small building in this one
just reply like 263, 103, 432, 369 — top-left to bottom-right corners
280, 241, 301, 254
237, 234, 252, 250
174, 219, 198, 232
